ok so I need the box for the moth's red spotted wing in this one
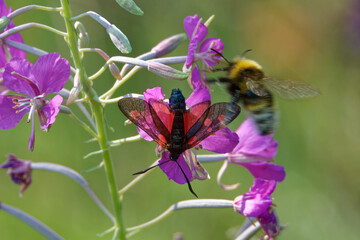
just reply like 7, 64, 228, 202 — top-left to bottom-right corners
118, 98, 172, 148
185, 103, 240, 149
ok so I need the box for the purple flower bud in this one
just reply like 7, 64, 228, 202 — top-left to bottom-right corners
109, 62, 121, 80
147, 62, 188, 80
1, 154, 32, 196
151, 33, 187, 57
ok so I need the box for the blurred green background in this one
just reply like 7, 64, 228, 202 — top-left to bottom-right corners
1, 0, 359, 239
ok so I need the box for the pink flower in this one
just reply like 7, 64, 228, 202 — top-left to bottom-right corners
229, 118, 285, 182
234, 179, 276, 217
234, 179, 281, 239
183, 15, 224, 88
0, 53, 70, 151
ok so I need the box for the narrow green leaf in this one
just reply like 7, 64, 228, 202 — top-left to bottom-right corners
106, 24, 132, 54
115, 0, 144, 16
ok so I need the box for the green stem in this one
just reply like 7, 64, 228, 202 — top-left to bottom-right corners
60, 1, 125, 239
8, 5, 62, 19
0, 23, 67, 40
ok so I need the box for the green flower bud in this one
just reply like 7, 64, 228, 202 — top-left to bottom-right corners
0, 16, 10, 32
106, 24, 132, 54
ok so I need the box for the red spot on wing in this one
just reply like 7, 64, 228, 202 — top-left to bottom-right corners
218, 114, 225, 122
130, 110, 141, 119
204, 118, 211, 127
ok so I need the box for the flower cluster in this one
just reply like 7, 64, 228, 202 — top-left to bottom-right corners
182, 14, 284, 238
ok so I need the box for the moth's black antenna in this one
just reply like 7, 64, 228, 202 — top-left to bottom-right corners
240, 49, 252, 58
133, 159, 171, 175
211, 48, 231, 64
175, 159, 198, 198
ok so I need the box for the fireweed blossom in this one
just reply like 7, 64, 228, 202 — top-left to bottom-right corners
0, 0, 26, 77
216, 118, 285, 189
1, 154, 32, 196
0, 53, 70, 151
183, 14, 224, 88
233, 178, 281, 239
135, 87, 239, 184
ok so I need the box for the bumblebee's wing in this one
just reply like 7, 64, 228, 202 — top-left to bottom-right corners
245, 79, 269, 96
118, 98, 172, 148
185, 102, 241, 149
262, 77, 320, 100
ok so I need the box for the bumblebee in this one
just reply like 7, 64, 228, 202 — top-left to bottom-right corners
212, 49, 319, 135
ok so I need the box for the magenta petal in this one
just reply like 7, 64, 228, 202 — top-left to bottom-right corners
0, 3, 25, 68
234, 193, 273, 217
40, 95, 62, 130
143, 87, 165, 102
183, 15, 207, 42
198, 38, 224, 67
0, 0, 8, 16
185, 42, 198, 68
258, 210, 281, 238
184, 15, 208, 68
6, 21, 25, 59
3, 58, 35, 96
186, 87, 211, 107
201, 127, 239, 153
0, 95, 27, 129
0, 45, 8, 68
233, 118, 278, 158
234, 179, 277, 217
251, 178, 277, 196
30, 53, 70, 94
240, 162, 286, 182
159, 152, 192, 184
189, 65, 203, 89
137, 126, 153, 141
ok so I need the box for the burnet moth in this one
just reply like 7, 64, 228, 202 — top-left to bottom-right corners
118, 89, 241, 197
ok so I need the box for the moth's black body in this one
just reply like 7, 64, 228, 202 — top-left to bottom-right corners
168, 89, 187, 162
